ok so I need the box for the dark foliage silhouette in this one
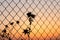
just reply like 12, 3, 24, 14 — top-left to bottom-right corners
0, 22, 13, 40
22, 12, 35, 40
23, 29, 29, 35
5, 25, 8, 28
23, 27, 31, 35
29, 17, 33, 25
2, 29, 6, 33
16, 21, 19, 24
10, 22, 14, 25
27, 12, 35, 18
27, 12, 35, 25
9, 37, 12, 40
0, 21, 20, 40
1, 34, 4, 38
27, 12, 31, 17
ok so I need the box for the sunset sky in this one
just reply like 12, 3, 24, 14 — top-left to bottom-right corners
0, 0, 60, 40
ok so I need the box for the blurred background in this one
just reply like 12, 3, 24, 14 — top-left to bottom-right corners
0, 0, 60, 40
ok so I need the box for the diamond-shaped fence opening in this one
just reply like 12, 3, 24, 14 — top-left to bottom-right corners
0, 0, 60, 40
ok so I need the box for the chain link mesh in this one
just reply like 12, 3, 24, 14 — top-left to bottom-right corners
0, 0, 60, 40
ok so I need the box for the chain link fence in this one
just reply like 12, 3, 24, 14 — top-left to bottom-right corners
0, 0, 60, 40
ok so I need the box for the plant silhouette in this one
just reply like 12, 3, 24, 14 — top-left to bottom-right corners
16, 21, 19, 24
1, 34, 4, 38
27, 12, 35, 25
23, 12, 35, 39
2, 29, 6, 33
0, 23, 12, 40
1, 28, 9, 39
9, 37, 12, 40
0, 20, 21, 40
23, 27, 31, 35
23, 29, 29, 35
5, 25, 8, 28
10, 22, 14, 25
27, 12, 35, 18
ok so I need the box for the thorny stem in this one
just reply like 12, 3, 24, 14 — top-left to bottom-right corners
29, 17, 33, 25
28, 18, 32, 40
28, 34, 30, 40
